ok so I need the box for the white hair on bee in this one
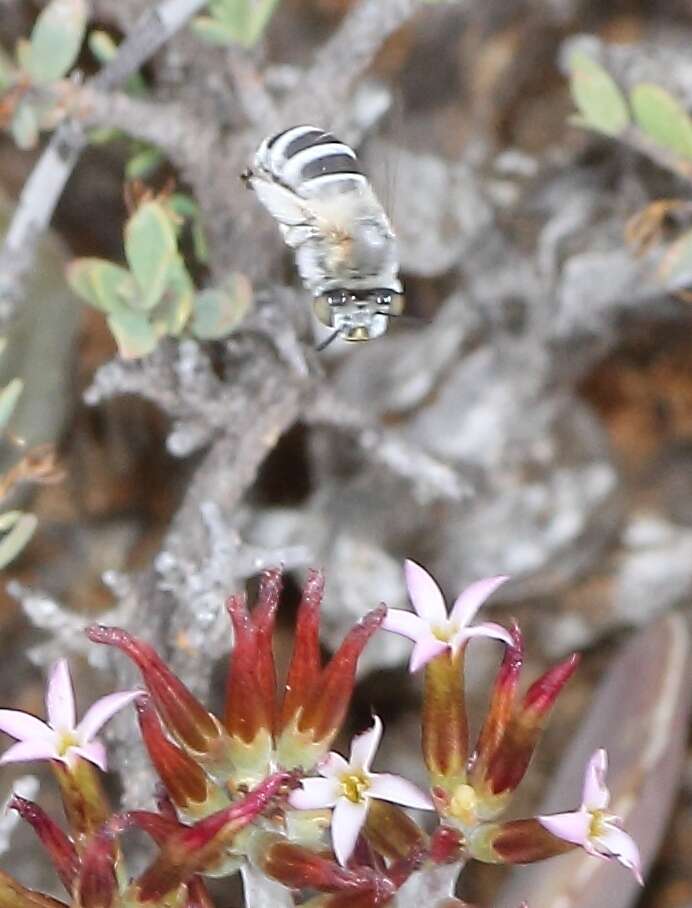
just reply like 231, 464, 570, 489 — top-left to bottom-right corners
243, 125, 404, 344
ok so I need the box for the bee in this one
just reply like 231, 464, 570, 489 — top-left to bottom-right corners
243, 125, 404, 344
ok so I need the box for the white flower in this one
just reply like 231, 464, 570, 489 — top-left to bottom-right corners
0, 659, 140, 771
383, 560, 512, 672
539, 748, 643, 884
289, 715, 434, 865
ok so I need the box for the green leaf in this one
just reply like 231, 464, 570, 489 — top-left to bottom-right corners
192, 274, 252, 339
568, 51, 629, 137
107, 310, 158, 359
0, 46, 15, 92
124, 201, 178, 310
0, 378, 23, 432
125, 147, 165, 180
630, 83, 692, 160
66, 258, 136, 313
196, 0, 280, 46
151, 255, 194, 336
88, 29, 117, 64
0, 512, 37, 569
10, 103, 39, 150
26, 0, 87, 83
660, 228, 692, 290
190, 16, 237, 46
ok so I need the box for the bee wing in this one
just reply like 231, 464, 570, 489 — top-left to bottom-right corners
250, 177, 309, 227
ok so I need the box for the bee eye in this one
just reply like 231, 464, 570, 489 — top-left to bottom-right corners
313, 296, 333, 326
327, 290, 348, 307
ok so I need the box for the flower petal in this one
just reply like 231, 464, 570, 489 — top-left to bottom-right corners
0, 709, 53, 742
593, 820, 643, 884
46, 659, 76, 732
368, 773, 434, 810
381, 608, 428, 642
449, 576, 509, 628
537, 810, 590, 846
452, 622, 514, 652
331, 796, 368, 866
409, 637, 448, 673
72, 740, 108, 772
404, 560, 447, 624
581, 748, 609, 811
349, 716, 382, 772
76, 690, 141, 743
318, 751, 349, 778
0, 738, 59, 765
289, 777, 340, 810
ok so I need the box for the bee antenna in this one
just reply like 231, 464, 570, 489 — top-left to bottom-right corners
315, 328, 342, 352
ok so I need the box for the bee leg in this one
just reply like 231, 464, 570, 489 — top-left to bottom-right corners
240, 168, 254, 187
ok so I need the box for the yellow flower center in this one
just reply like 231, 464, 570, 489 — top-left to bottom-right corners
432, 623, 453, 642
340, 771, 371, 804
588, 810, 608, 840
55, 730, 79, 757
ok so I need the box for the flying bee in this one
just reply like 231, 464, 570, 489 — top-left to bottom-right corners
243, 125, 404, 344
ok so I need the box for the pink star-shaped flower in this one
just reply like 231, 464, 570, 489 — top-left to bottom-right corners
539, 748, 643, 884
382, 560, 512, 672
289, 715, 434, 866
0, 659, 140, 771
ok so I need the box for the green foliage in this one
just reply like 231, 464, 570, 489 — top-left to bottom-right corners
0, 343, 36, 570
568, 51, 630, 137
24, 0, 87, 84
125, 201, 178, 310
192, 274, 252, 339
10, 104, 39, 151
0, 511, 37, 570
68, 198, 252, 358
630, 83, 692, 160
192, 0, 281, 47
0, 0, 87, 150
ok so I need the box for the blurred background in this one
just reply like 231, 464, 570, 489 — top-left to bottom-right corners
0, 0, 691, 905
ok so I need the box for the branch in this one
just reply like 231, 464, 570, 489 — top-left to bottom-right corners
306, 386, 474, 504
75, 87, 214, 178
0, 0, 207, 326
283, 0, 434, 125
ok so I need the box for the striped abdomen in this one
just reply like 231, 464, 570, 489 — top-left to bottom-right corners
254, 125, 366, 197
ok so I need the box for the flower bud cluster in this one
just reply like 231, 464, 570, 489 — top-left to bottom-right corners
0, 562, 641, 906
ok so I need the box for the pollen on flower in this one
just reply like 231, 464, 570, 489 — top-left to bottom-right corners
449, 784, 478, 827
340, 771, 371, 804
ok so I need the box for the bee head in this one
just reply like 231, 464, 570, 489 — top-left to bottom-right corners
313, 287, 404, 342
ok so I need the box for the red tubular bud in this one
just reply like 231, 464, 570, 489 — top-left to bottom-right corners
484, 654, 580, 798
470, 623, 523, 786
135, 772, 294, 902
75, 827, 118, 908
279, 569, 324, 730
9, 796, 78, 892
468, 818, 575, 865
51, 758, 110, 844
298, 606, 385, 744
252, 569, 282, 735
422, 650, 467, 789
186, 877, 215, 908
0, 871, 67, 908
136, 697, 210, 812
363, 800, 427, 862
120, 810, 181, 846
86, 625, 220, 754
261, 839, 375, 892
224, 594, 273, 743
